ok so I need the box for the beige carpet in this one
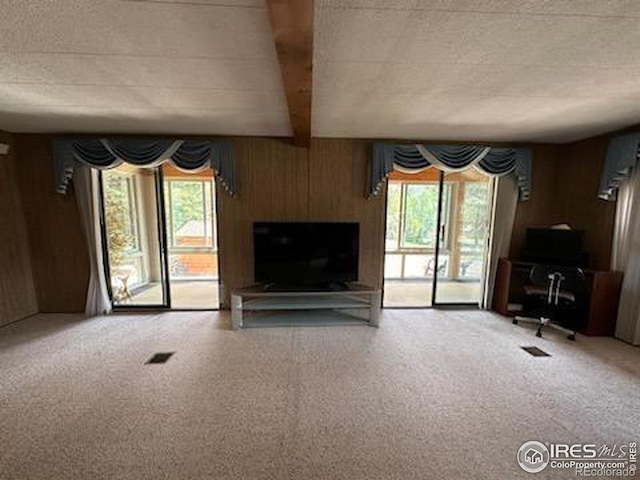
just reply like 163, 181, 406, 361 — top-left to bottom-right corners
0, 310, 639, 479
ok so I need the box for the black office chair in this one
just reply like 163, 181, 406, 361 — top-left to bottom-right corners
513, 265, 587, 341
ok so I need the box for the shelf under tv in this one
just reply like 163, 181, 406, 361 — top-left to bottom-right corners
230, 283, 381, 330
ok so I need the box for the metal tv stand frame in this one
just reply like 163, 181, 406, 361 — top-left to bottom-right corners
231, 283, 381, 330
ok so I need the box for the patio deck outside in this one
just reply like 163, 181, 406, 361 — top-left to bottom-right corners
129, 280, 219, 309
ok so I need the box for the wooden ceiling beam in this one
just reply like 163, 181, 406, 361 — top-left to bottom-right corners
266, 0, 314, 148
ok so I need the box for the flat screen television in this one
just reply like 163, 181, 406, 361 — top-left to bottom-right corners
521, 228, 587, 266
253, 222, 359, 287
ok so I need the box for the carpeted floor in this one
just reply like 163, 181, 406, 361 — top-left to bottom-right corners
0, 310, 638, 479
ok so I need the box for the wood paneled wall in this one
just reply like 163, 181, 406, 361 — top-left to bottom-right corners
510, 141, 616, 270
510, 145, 562, 258
216, 138, 386, 307
556, 136, 617, 270
0, 131, 38, 325
216, 138, 309, 306
308, 139, 386, 290
14, 135, 89, 313
5, 133, 617, 313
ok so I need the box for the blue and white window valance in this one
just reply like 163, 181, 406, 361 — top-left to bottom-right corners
598, 132, 640, 201
369, 143, 532, 201
53, 137, 235, 196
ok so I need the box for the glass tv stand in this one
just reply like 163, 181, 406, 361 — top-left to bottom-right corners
230, 283, 381, 330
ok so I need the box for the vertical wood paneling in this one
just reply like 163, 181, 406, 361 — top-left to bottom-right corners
510, 145, 562, 258
308, 139, 385, 289
510, 142, 616, 270
216, 138, 309, 307
0, 131, 38, 325
14, 135, 89, 313
217, 138, 386, 307
557, 137, 617, 270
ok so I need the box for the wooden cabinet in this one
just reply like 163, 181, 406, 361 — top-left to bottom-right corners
492, 258, 623, 336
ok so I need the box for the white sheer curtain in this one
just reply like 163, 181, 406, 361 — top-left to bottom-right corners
482, 175, 519, 309
612, 166, 640, 345
74, 165, 112, 316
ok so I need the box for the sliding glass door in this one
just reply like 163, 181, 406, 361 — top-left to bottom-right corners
383, 168, 493, 307
101, 165, 168, 307
433, 170, 493, 305
100, 165, 220, 310
162, 165, 220, 309
383, 180, 442, 307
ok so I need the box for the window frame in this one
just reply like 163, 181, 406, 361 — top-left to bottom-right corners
386, 180, 448, 254
456, 180, 492, 280
164, 177, 218, 253
101, 169, 151, 292
125, 175, 143, 254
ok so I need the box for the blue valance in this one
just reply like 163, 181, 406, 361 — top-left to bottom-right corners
369, 143, 532, 201
53, 138, 235, 196
599, 132, 640, 200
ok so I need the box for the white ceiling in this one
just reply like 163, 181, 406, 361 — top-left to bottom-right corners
314, 0, 640, 142
0, 0, 291, 136
2, 0, 640, 142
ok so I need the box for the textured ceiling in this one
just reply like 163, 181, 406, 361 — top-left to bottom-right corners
313, 0, 640, 142
0, 0, 291, 136
2, 0, 640, 142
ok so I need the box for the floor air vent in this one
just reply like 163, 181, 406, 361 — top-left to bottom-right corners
521, 346, 551, 357
146, 352, 175, 364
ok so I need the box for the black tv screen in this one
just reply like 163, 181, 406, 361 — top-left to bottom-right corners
253, 222, 359, 285
522, 228, 587, 266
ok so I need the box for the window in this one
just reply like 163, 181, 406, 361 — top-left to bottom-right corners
402, 184, 440, 249
458, 182, 490, 280
385, 181, 450, 281
166, 180, 216, 250
102, 170, 147, 290
164, 177, 218, 282
385, 182, 401, 250
104, 174, 140, 251
386, 182, 452, 253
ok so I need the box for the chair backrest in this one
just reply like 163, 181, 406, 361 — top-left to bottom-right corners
529, 264, 587, 296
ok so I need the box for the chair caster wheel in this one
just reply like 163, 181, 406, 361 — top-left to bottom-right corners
512, 319, 518, 325
567, 334, 576, 341
536, 330, 542, 338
